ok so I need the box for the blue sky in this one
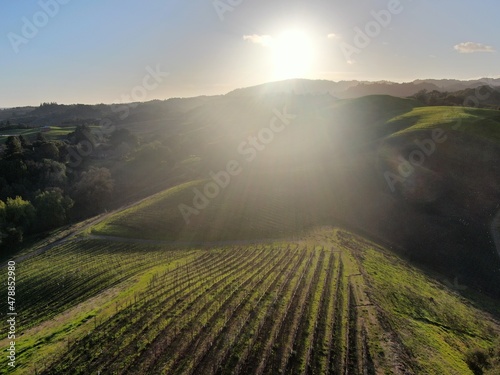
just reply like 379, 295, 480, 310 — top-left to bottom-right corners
1, 0, 499, 107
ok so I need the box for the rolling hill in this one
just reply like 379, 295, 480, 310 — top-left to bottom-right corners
2, 91, 500, 374
83, 95, 500, 295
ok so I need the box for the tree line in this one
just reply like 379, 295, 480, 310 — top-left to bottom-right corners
0, 126, 121, 251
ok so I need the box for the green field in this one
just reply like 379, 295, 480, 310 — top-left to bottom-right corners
387, 106, 500, 141
2, 228, 499, 374
0, 126, 100, 142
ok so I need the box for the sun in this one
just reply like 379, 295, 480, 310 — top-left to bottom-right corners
271, 29, 315, 80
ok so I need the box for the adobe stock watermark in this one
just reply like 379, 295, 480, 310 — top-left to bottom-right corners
7, 0, 71, 54
339, 0, 408, 64
213, 0, 243, 21
67, 64, 169, 169
384, 129, 447, 192
178, 106, 296, 224
111, 65, 169, 120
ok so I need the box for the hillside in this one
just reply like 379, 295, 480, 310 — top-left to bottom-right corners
2, 92, 500, 374
80, 95, 500, 296
1, 227, 499, 374
6, 94, 493, 298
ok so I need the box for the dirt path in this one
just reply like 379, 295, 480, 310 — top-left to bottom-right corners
4, 216, 298, 266
86, 234, 294, 247
1, 186, 189, 266
1, 214, 108, 267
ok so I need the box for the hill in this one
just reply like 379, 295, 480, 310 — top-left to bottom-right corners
74, 94, 500, 299
2, 91, 500, 373
2, 227, 499, 374
226, 78, 500, 100
2, 78, 500, 134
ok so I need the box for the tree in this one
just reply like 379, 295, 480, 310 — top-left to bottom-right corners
5, 196, 36, 232
71, 167, 114, 216
0, 159, 28, 185
68, 124, 97, 146
26, 159, 67, 189
34, 141, 60, 160
4, 136, 22, 158
18, 135, 31, 150
36, 132, 47, 143
109, 128, 139, 148
134, 141, 173, 165
34, 189, 73, 231
413, 89, 428, 104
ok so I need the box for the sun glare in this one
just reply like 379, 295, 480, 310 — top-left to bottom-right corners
271, 29, 315, 80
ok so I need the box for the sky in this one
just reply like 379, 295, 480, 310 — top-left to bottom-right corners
1, 0, 499, 107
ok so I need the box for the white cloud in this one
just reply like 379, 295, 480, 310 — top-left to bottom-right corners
454, 42, 495, 54
243, 34, 273, 47
327, 33, 339, 40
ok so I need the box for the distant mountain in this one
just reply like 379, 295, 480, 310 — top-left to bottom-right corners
2, 78, 500, 130
0, 97, 213, 129
341, 81, 440, 98
227, 78, 500, 99
413, 78, 500, 91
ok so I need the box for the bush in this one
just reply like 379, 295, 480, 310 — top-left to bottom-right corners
466, 348, 490, 375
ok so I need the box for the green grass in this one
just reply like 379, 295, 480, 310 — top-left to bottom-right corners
0, 125, 101, 142
334, 229, 500, 374
388, 106, 500, 141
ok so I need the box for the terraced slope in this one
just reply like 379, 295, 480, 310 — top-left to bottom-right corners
2, 228, 499, 374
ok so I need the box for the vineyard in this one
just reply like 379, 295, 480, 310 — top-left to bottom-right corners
10, 240, 196, 331
2, 229, 499, 374
91, 174, 336, 243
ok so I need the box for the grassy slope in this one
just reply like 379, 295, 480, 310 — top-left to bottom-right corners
335, 229, 500, 374
388, 106, 500, 141
92, 179, 209, 240
91, 169, 337, 242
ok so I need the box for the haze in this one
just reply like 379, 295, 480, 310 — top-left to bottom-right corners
1, 0, 499, 107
